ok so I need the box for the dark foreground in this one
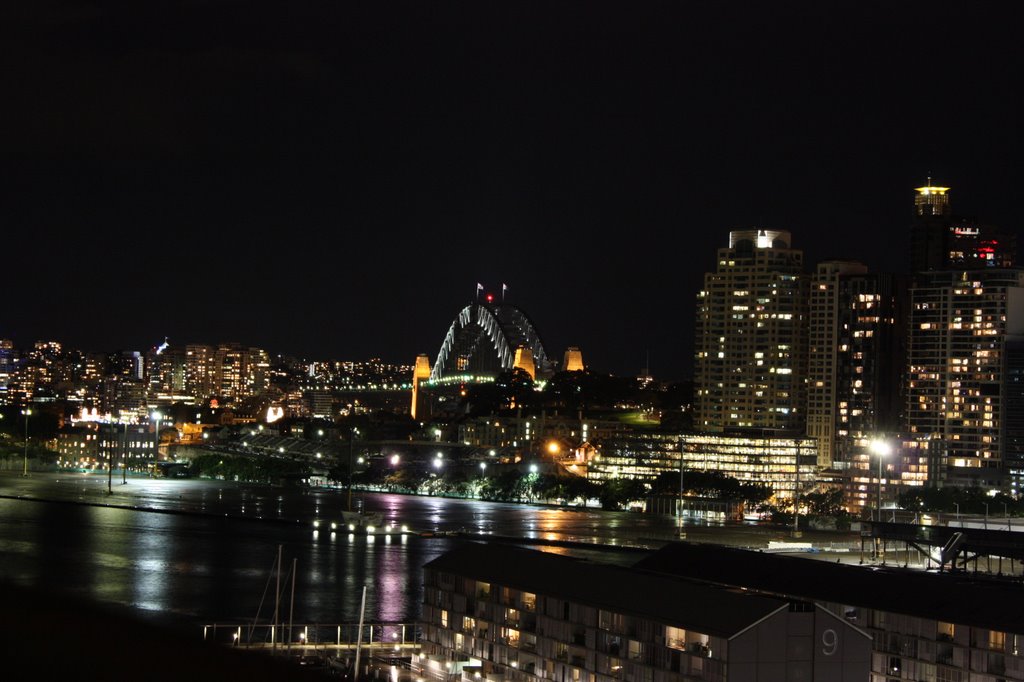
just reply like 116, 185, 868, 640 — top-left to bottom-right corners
0, 581, 333, 682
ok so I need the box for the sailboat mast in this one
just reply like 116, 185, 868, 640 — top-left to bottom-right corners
288, 557, 296, 651
354, 585, 367, 681
272, 544, 281, 651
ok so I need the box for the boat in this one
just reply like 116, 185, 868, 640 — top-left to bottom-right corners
341, 509, 385, 531
312, 512, 410, 535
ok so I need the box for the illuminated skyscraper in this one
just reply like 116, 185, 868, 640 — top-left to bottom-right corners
907, 269, 1024, 488
806, 262, 905, 468
212, 343, 270, 401
695, 229, 807, 433
185, 344, 214, 400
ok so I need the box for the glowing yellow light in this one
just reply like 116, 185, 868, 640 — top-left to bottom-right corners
915, 186, 950, 195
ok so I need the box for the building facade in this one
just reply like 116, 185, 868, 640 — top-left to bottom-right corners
695, 229, 807, 433
906, 269, 1024, 489
807, 261, 905, 470
420, 543, 871, 682
638, 542, 1024, 682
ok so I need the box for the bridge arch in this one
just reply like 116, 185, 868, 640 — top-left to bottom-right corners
430, 302, 552, 381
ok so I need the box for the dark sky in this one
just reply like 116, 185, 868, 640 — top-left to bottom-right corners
3, 1, 1021, 379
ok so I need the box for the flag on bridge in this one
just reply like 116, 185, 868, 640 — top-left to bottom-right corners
502, 283, 508, 300
476, 283, 483, 300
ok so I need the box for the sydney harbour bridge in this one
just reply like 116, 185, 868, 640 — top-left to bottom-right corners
430, 299, 554, 381
410, 290, 583, 418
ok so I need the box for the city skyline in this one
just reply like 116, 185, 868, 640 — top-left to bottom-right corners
6, 2, 1022, 379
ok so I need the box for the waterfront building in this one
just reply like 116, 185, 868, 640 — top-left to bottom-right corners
586, 431, 680, 484
97, 423, 157, 468
420, 543, 871, 682
638, 542, 1024, 682
55, 424, 100, 466
458, 415, 627, 456
679, 432, 816, 503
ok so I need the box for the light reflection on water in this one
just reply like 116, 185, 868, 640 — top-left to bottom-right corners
0, 478, 696, 634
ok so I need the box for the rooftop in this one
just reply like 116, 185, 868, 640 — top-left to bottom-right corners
634, 542, 1024, 633
425, 543, 791, 638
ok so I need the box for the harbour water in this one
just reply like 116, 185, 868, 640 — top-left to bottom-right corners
0, 471, 845, 637
0, 472, 657, 635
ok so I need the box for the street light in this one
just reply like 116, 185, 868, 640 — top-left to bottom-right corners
870, 439, 892, 522
954, 502, 960, 523
678, 441, 686, 538
983, 502, 988, 530
152, 410, 163, 465
348, 427, 360, 512
20, 408, 32, 477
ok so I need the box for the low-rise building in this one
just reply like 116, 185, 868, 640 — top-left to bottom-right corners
420, 543, 871, 682
636, 543, 1024, 682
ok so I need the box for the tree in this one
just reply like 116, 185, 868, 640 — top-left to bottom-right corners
597, 478, 648, 510
802, 488, 844, 516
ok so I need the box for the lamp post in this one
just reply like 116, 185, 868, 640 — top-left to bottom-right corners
983, 502, 988, 530
792, 441, 801, 537
121, 422, 128, 485
870, 439, 892, 522
954, 502, 960, 523
151, 410, 163, 466
347, 427, 359, 512
677, 442, 686, 538
20, 408, 31, 477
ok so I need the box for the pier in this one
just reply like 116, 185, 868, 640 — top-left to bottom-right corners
203, 621, 421, 653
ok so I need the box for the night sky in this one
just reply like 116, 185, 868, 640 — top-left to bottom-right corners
4, 2, 1021, 379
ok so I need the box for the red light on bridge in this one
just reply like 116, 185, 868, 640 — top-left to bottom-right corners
486, 293, 494, 302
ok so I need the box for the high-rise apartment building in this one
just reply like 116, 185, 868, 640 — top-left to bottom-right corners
806, 262, 905, 468
695, 229, 807, 433
146, 342, 187, 399
185, 344, 214, 400
211, 343, 270, 402
906, 269, 1024, 488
